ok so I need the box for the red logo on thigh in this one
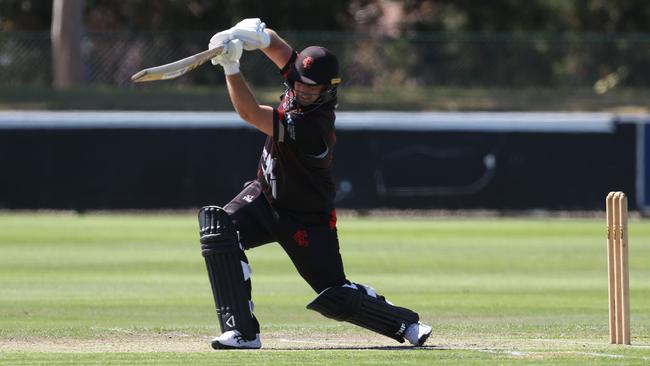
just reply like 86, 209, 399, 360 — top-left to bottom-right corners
293, 230, 309, 247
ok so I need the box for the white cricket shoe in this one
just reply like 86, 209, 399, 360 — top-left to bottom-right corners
211, 330, 261, 350
404, 321, 432, 346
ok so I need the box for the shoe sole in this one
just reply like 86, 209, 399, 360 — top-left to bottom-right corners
211, 340, 261, 350
415, 330, 432, 347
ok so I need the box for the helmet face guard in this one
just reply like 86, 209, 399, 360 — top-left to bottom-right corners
286, 77, 340, 106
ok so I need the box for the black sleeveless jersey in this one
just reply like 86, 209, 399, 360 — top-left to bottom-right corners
256, 89, 337, 218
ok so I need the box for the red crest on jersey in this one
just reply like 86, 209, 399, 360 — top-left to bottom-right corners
302, 56, 314, 70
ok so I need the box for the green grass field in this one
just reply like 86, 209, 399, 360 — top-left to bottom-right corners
1, 212, 649, 365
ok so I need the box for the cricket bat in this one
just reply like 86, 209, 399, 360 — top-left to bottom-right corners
131, 46, 224, 82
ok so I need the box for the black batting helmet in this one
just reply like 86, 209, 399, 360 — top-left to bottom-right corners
289, 46, 341, 103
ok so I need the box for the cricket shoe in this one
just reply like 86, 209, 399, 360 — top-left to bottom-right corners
211, 330, 261, 350
404, 321, 432, 346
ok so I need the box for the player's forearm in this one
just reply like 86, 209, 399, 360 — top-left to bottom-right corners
261, 28, 294, 69
225, 73, 273, 136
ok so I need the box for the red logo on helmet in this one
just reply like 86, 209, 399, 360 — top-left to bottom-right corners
293, 229, 309, 247
302, 56, 314, 70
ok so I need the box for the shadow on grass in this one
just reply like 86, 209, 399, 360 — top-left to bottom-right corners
265, 345, 445, 351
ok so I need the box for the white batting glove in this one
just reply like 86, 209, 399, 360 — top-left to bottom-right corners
210, 39, 243, 75
209, 29, 233, 64
230, 18, 270, 51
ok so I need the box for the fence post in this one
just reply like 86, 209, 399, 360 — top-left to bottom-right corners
51, 0, 84, 88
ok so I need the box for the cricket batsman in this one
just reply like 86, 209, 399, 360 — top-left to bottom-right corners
197, 18, 432, 349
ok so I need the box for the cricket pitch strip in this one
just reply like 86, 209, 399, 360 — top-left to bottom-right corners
1, 332, 648, 360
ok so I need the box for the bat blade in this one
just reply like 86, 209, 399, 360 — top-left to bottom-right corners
131, 46, 224, 83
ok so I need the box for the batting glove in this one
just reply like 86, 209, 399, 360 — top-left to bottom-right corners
210, 39, 243, 75
209, 29, 233, 63
230, 18, 270, 51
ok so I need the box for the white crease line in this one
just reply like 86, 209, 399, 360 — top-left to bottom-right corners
533, 338, 650, 348
476, 349, 625, 358
508, 351, 529, 357
465, 347, 634, 360
571, 352, 624, 358
478, 349, 650, 361
477, 349, 529, 357
278, 339, 650, 360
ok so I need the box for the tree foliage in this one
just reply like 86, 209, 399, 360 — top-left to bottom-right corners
0, 0, 52, 31
398, 0, 650, 33
2, 0, 650, 33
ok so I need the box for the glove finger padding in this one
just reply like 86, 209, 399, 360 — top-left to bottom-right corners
222, 39, 243, 63
235, 18, 262, 28
213, 39, 243, 75
209, 30, 234, 65
231, 18, 270, 51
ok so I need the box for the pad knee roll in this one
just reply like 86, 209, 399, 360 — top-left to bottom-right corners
306, 284, 419, 343
199, 205, 239, 252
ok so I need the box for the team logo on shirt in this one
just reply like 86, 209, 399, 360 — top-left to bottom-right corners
242, 195, 254, 203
